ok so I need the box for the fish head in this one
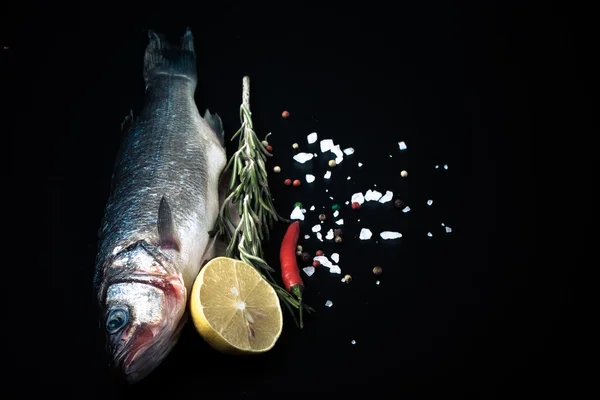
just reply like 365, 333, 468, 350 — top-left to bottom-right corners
100, 246, 187, 383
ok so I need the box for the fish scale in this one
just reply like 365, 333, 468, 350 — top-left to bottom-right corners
93, 28, 226, 383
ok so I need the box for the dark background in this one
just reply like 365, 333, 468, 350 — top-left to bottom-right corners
2, 0, 582, 398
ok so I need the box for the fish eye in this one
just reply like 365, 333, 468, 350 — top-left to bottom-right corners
106, 308, 129, 334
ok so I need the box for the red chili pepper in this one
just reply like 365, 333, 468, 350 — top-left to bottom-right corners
280, 221, 305, 328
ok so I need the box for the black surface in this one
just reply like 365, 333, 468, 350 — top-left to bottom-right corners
3, 1, 579, 398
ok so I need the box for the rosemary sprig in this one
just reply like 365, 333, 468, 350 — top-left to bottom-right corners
213, 76, 314, 327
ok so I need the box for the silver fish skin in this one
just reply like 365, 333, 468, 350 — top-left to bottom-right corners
93, 28, 227, 383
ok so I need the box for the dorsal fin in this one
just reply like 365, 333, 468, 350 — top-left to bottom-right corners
120, 109, 134, 134
203, 108, 225, 146
157, 196, 181, 252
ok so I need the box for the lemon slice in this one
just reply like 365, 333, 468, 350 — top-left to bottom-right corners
190, 256, 283, 354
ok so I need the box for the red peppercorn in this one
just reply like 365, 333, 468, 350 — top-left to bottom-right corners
266, 145, 273, 152
282, 110, 290, 119
312, 260, 321, 268
293, 179, 301, 187
351, 202, 360, 210
315, 249, 324, 256
284, 179, 292, 186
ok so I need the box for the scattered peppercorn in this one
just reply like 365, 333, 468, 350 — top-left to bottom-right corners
373, 266, 382, 275
301, 252, 311, 262
284, 179, 292, 186
296, 250, 303, 257
334, 228, 343, 236
334, 236, 343, 243
296, 245, 303, 251
292, 143, 299, 150
344, 274, 352, 283
318, 213, 326, 221
400, 170, 408, 178
316, 250, 324, 256
332, 204, 341, 211
328, 160, 336, 167
394, 199, 404, 209
266, 145, 273, 152
351, 202, 360, 210
293, 179, 301, 187
312, 260, 321, 268
273, 166, 281, 173
282, 110, 290, 119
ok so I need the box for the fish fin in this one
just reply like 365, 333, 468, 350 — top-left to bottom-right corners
120, 109, 134, 133
180, 27, 194, 52
143, 29, 197, 87
157, 196, 181, 252
203, 109, 225, 146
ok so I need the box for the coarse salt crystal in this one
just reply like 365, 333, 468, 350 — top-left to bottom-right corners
329, 196, 334, 200
333, 210, 339, 218
398, 141, 407, 150
444, 164, 448, 170
324, 170, 332, 179
435, 165, 439, 169
365, 189, 383, 202
325, 229, 334, 240
310, 205, 315, 211
376, 281, 380, 285
345, 201, 349, 205
316, 232, 323, 241
351, 340, 356, 345
329, 265, 341, 274
445, 226, 452, 233
380, 231, 402, 239
359, 228, 372, 240
427, 232, 433, 237
335, 219, 344, 225
331, 145, 344, 164
379, 190, 393, 203
427, 199, 433, 206
343, 147, 355, 155
312, 224, 321, 232
307, 132, 318, 144
402, 206, 411, 213
290, 207, 304, 220
313, 255, 332, 268
293, 152, 314, 163
303, 266, 315, 276
358, 162, 363, 167
331, 253, 340, 263
325, 300, 333, 307
320, 139, 334, 153
301, 209, 306, 213
305, 174, 315, 183
351, 192, 365, 205
347, 176, 351, 180
304, 235, 310, 239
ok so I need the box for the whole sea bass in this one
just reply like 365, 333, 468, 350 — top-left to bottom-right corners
93, 28, 227, 383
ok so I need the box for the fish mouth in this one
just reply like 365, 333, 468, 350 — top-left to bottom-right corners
107, 275, 187, 384
113, 312, 188, 384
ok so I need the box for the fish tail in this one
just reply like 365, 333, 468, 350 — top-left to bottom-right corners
143, 27, 196, 86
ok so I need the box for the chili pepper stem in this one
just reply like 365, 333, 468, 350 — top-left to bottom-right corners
290, 285, 304, 329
